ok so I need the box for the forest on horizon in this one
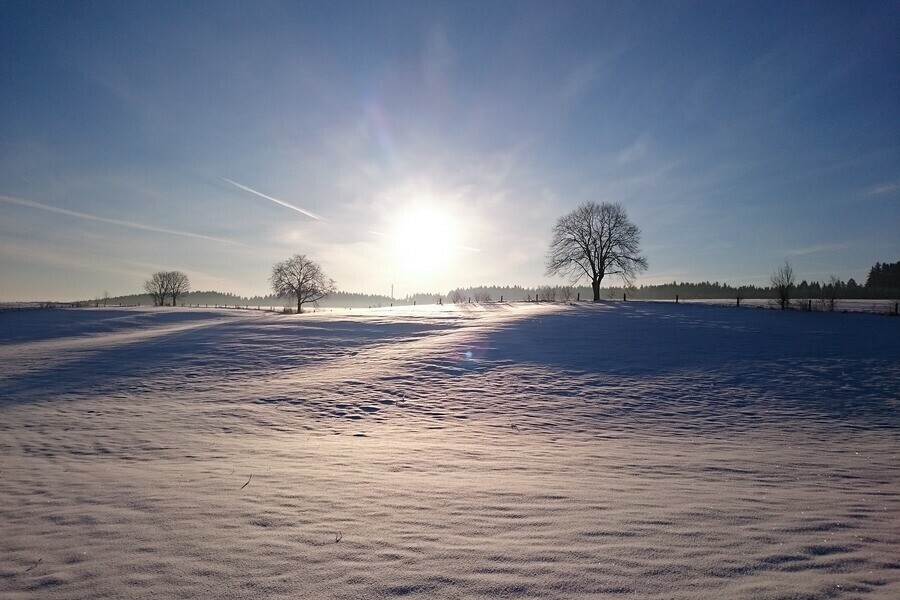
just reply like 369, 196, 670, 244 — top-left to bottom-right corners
85, 260, 900, 309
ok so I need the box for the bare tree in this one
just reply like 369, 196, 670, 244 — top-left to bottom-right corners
820, 274, 839, 312
559, 286, 574, 301
144, 272, 167, 306
473, 290, 492, 303
165, 271, 190, 306
449, 290, 466, 304
546, 202, 648, 301
144, 271, 190, 306
770, 261, 795, 310
538, 285, 557, 301
270, 254, 336, 313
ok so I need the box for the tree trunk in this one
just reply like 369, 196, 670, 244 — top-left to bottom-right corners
592, 280, 601, 302
297, 297, 302, 313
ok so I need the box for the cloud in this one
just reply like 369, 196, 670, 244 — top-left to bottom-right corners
0, 194, 246, 247
223, 178, 324, 220
560, 59, 602, 101
865, 182, 899, 196
0, 236, 147, 280
617, 134, 650, 165
787, 243, 851, 256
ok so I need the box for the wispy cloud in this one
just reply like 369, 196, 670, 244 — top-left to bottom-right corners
0, 194, 246, 247
617, 134, 650, 165
865, 182, 899, 196
223, 178, 324, 220
788, 243, 851, 256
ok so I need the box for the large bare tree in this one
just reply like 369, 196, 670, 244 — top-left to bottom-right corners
270, 254, 336, 313
546, 202, 648, 301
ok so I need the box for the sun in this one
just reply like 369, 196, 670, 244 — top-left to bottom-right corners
392, 206, 457, 276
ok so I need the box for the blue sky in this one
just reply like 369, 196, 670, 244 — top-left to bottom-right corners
1, 0, 897, 301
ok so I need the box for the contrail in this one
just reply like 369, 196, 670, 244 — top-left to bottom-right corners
0, 194, 246, 247
223, 178, 324, 220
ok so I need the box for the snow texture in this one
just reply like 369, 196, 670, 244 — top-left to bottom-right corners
1, 302, 898, 599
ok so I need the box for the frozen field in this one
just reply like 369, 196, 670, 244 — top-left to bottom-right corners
1, 302, 898, 599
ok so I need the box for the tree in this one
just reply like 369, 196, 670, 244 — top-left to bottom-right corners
165, 271, 190, 306
144, 272, 167, 306
865, 260, 900, 292
538, 285, 557, 301
546, 201, 648, 301
145, 271, 190, 306
270, 254, 336, 313
770, 261, 795, 309
820, 275, 839, 312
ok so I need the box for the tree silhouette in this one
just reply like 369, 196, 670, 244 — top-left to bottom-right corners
144, 271, 190, 306
546, 202, 647, 301
166, 271, 190, 306
144, 272, 167, 306
270, 254, 336, 313
770, 261, 795, 309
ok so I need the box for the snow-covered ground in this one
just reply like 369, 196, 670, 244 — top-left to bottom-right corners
1, 302, 897, 599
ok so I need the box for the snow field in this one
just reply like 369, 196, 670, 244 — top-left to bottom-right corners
1, 302, 898, 598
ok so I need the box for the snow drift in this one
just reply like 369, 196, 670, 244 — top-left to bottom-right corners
1, 302, 897, 598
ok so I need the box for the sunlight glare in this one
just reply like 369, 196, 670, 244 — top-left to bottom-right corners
393, 206, 457, 276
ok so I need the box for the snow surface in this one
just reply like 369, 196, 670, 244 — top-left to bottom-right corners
1, 302, 898, 599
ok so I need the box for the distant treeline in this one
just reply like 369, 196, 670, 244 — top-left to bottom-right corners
101, 259, 899, 307
105, 290, 403, 309
613, 260, 900, 300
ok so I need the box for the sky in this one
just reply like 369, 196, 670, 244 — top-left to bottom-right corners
1, 0, 897, 301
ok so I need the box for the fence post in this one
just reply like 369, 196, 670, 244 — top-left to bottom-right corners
675, 294, 679, 304
500, 295, 503, 302
576, 292, 579, 301
736, 297, 740, 307
895, 302, 898, 316
623, 293, 627, 302
808, 299, 812, 311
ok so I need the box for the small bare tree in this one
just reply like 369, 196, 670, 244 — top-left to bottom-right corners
449, 290, 466, 304
144, 272, 167, 306
546, 202, 648, 301
473, 290, 492, 303
770, 261, 795, 310
270, 254, 335, 313
820, 275, 839, 312
165, 271, 190, 306
538, 286, 557, 301
559, 286, 574, 301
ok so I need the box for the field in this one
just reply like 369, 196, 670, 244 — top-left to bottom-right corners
1, 302, 898, 599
